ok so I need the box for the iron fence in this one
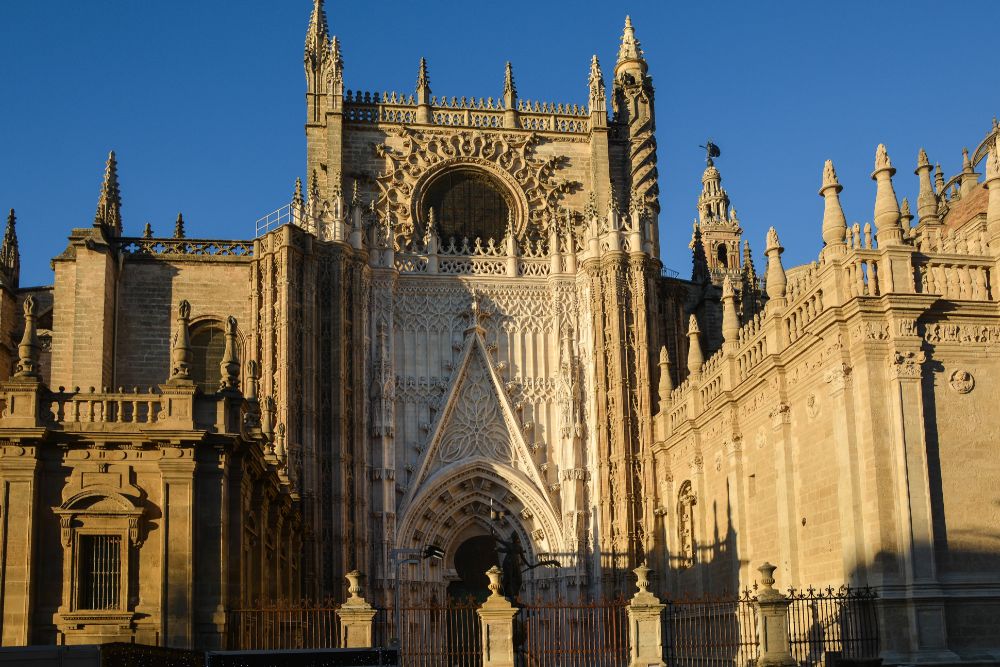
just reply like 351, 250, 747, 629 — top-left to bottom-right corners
392, 600, 482, 667
226, 601, 342, 650
519, 599, 629, 667
787, 586, 880, 666
663, 590, 760, 667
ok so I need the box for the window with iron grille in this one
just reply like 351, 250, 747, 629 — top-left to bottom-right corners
78, 535, 122, 610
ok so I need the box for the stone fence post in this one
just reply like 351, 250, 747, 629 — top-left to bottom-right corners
477, 565, 518, 667
337, 570, 376, 649
627, 564, 666, 667
754, 562, 796, 667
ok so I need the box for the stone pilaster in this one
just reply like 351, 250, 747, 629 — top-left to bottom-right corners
754, 563, 795, 667
477, 566, 518, 667
627, 564, 665, 667
337, 570, 377, 649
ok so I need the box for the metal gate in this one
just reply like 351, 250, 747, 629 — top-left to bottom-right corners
397, 600, 483, 667
518, 599, 629, 667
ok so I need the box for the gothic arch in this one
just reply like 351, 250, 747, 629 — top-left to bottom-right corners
396, 458, 565, 571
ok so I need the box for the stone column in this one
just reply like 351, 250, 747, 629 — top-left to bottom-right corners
477, 566, 518, 667
337, 570, 377, 649
754, 563, 795, 667
627, 564, 666, 667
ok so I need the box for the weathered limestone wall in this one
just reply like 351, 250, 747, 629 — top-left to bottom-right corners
115, 259, 251, 389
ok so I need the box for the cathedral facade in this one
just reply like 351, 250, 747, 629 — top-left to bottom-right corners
0, 1, 997, 661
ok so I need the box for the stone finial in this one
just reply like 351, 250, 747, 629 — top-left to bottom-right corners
173, 212, 185, 239
686, 314, 703, 376
0, 209, 20, 289
486, 565, 504, 599
503, 62, 516, 102
934, 163, 945, 195
588, 55, 606, 112
292, 177, 305, 208
275, 422, 287, 464
900, 197, 913, 232
871, 144, 903, 246
960, 146, 980, 196
962, 147, 972, 172
915, 148, 940, 227
168, 300, 193, 384
657, 346, 673, 406
617, 15, 645, 69
93, 150, 123, 236
246, 359, 259, 403
345, 570, 364, 601
764, 227, 786, 300
819, 160, 847, 249
721, 275, 739, 345
14, 295, 40, 379
142, 222, 153, 239
220, 315, 240, 392
415, 57, 432, 123
634, 563, 652, 594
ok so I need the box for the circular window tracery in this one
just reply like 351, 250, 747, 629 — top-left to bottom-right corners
421, 169, 512, 243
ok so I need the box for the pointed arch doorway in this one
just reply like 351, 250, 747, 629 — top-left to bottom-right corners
448, 534, 498, 603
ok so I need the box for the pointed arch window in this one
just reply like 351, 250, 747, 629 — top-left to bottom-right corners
190, 322, 226, 393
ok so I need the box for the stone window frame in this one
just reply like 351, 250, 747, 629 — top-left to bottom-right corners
53, 491, 144, 621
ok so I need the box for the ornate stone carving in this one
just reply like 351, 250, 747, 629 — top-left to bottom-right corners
889, 350, 925, 379
824, 363, 853, 392
949, 369, 975, 394
374, 128, 577, 244
769, 402, 791, 428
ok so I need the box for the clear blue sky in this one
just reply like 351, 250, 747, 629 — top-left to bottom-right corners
1, 1, 998, 287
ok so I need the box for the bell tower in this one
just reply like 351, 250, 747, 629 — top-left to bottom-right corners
695, 144, 742, 284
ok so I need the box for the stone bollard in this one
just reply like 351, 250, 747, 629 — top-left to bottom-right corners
754, 562, 796, 667
337, 570, 376, 649
476, 565, 519, 667
627, 564, 666, 667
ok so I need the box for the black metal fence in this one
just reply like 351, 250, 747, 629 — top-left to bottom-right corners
226, 601, 342, 650
787, 586, 880, 666
663, 590, 760, 667
519, 599, 629, 667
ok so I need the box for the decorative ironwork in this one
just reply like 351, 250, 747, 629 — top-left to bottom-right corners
518, 599, 629, 667
786, 585, 880, 666
226, 600, 342, 650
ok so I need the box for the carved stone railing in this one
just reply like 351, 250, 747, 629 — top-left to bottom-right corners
342, 90, 591, 134
46, 388, 163, 425
842, 249, 883, 298
914, 254, 993, 301
118, 238, 254, 259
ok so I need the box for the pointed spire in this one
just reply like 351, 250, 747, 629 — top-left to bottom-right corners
934, 163, 945, 195
900, 197, 913, 232
698, 151, 732, 224
93, 151, 122, 236
819, 160, 847, 251
871, 144, 903, 246
142, 222, 153, 239
219, 315, 240, 392
173, 212, 185, 239
686, 314, 704, 377
721, 275, 739, 346
616, 15, 646, 73
305, 0, 330, 65
0, 209, 20, 289
14, 296, 39, 379
657, 346, 673, 407
503, 62, 516, 102
168, 300, 193, 384
764, 227, 786, 301
960, 146, 979, 196
689, 222, 710, 284
415, 58, 432, 122
293, 177, 305, 208
588, 55, 606, 114
915, 148, 940, 228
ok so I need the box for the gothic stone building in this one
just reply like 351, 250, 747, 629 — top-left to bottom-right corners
0, 1, 997, 661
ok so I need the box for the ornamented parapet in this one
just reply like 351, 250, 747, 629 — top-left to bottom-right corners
117, 237, 254, 259
342, 90, 591, 134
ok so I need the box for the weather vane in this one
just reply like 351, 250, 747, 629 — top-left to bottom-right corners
699, 140, 721, 166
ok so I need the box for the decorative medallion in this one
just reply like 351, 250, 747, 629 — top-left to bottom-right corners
949, 369, 975, 394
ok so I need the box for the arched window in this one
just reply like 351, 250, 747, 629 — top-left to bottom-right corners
677, 481, 697, 569
716, 243, 728, 268
190, 323, 226, 393
422, 169, 512, 243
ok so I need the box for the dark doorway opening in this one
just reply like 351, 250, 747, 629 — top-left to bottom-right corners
448, 535, 497, 603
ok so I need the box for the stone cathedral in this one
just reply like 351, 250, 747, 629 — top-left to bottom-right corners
0, 0, 997, 662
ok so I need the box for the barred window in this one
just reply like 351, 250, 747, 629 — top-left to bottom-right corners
78, 535, 122, 610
